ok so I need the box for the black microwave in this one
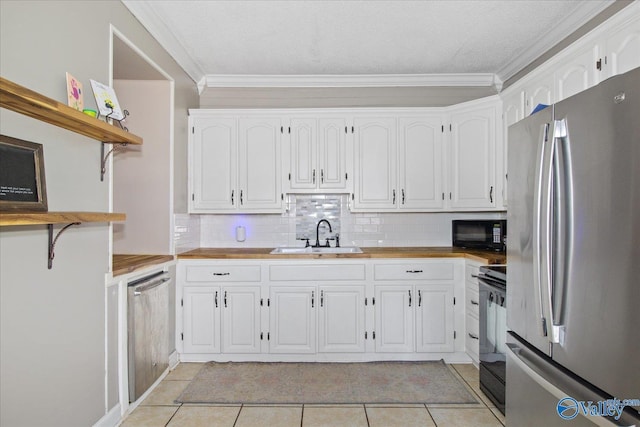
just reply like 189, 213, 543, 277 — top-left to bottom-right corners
452, 220, 506, 252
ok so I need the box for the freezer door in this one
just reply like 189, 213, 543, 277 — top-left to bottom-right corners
506, 106, 554, 355
549, 68, 640, 402
506, 333, 640, 427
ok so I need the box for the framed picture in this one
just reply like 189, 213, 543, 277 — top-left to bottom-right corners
0, 135, 48, 211
90, 79, 125, 121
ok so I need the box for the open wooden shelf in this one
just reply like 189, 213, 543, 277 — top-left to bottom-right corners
0, 76, 142, 145
0, 211, 126, 226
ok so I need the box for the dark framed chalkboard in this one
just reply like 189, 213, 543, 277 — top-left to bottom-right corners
0, 135, 47, 211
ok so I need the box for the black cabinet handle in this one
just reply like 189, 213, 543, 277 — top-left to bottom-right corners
212, 272, 230, 276
224, 291, 227, 307
406, 270, 423, 274
468, 333, 479, 340
311, 291, 314, 308
418, 290, 422, 307
408, 290, 412, 307
471, 300, 479, 306
489, 186, 494, 203
215, 291, 218, 308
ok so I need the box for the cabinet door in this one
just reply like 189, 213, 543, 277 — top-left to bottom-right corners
415, 285, 454, 353
318, 118, 348, 190
524, 74, 554, 116
318, 285, 365, 353
222, 286, 261, 353
602, 14, 640, 79
289, 118, 317, 190
190, 118, 237, 211
353, 117, 397, 210
374, 285, 414, 353
449, 107, 496, 209
269, 286, 316, 354
183, 286, 221, 354
502, 90, 525, 207
555, 44, 599, 102
398, 116, 444, 210
238, 118, 282, 211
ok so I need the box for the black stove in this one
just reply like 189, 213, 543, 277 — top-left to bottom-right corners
477, 264, 507, 415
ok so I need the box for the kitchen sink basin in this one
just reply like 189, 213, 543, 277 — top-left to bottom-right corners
270, 246, 363, 254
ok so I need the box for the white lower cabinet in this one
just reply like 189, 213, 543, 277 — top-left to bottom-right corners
318, 285, 366, 353
416, 285, 455, 353
269, 286, 317, 354
374, 285, 414, 353
222, 286, 262, 353
183, 286, 221, 354
178, 259, 467, 362
464, 261, 484, 366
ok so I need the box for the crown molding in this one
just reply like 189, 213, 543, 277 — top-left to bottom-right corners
202, 73, 501, 89
496, 0, 615, 82
122, 0, 204, 84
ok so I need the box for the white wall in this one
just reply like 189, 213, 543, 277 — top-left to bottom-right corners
0, 2, 197, 426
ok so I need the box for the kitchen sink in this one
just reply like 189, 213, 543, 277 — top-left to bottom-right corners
270, 246, 363, 254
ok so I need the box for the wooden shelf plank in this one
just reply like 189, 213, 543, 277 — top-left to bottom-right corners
0, 211, 126, 226
0, 77, 142, 145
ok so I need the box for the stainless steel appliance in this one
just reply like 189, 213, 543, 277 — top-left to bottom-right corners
478, 265, 507, 415
506, 68, 640, 426
452, 219, 506, 252
128, 271, 170, 402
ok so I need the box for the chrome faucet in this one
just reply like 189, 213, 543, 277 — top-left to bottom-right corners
314, 219, 332, 247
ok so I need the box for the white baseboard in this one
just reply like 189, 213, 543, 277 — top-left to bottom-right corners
93, 404, 121, 427
169, 350, 179, 369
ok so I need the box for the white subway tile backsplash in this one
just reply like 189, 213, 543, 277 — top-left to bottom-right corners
195, 196, 505, 248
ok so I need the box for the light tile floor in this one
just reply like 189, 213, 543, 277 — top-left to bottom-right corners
121, 363, 505, 427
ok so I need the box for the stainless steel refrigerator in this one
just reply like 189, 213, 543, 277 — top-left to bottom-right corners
506, 67, 640, 426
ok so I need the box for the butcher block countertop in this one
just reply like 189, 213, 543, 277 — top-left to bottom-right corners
112, 254, 175, 277
177, 247, 506, 265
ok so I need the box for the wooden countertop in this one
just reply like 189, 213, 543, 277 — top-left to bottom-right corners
177, 247, 506, 264
112, 254, 175, 277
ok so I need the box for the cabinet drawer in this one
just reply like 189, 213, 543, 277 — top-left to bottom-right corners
466, 285, 480, 317
374, 263, 454, 281
186, 265, 261, 282
465, 263, 481, 283
465, 312, 480, 359
270, 264, 365, 281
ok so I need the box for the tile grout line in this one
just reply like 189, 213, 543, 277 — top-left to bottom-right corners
452, 365, 505, 426
363, 403, 370, 427
424, 403, 439, 426
163, 403, 182, 427
232, 403, 244, 427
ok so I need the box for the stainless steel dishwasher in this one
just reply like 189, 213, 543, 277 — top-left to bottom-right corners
127, 270, 171, 402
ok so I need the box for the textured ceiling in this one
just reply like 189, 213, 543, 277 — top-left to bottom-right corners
123, 0, 613, 86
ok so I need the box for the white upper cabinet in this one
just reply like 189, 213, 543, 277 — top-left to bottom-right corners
554, 44, 599, 102
287, 117, 349, 192
601, 10, 640, 79
352, 117, 397, 210
448, 103, 498, 210
501, 90, 525, 207
523, 73, 554, 116
189, 113, 282, 213
238, 118, 282, 211
190, 117, 237, 211
398, 116, 445, 210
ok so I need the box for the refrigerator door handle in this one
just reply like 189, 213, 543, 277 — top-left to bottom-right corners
507, 341, 633, 427
548, 119, 572, 345
533, 121, 553, 339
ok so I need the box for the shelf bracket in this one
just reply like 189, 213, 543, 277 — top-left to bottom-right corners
47, 222, 80, 269
101, 142, 128, 181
